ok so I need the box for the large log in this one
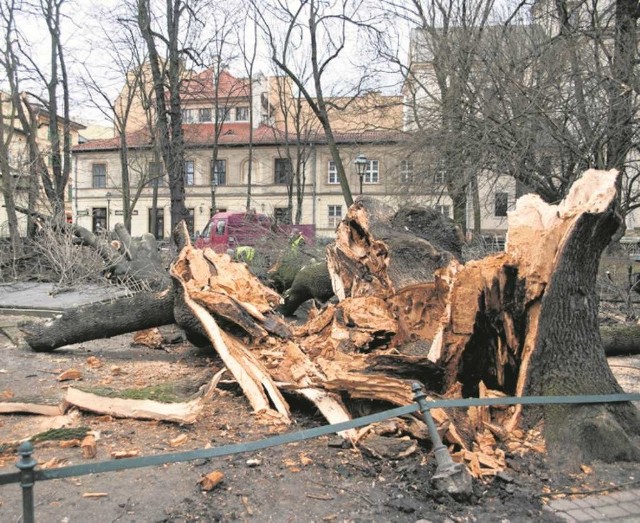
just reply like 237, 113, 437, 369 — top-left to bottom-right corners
19, 289, 175, 352
601, 324, 640, 355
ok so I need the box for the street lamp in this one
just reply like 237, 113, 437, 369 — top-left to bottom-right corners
354, 154, 368, 195
105, 191, 112, 231
210, 180, 217, 216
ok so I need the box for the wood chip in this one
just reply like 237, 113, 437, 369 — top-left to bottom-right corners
57, 369, 82, 381
241, 495, 253, 516
198, 470, 224, 491
299, 454, 313, 466
59, 439, 81, 448
169, 434, 188, 447
110, 450, 139, 459
81, 434, 97, 459
40, 457, 68, 469
86, 356, 103, 368
580, 464, 593, 474
132, 328, 164, 349
82, 492, 108, 498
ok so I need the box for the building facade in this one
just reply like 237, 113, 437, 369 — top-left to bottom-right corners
0, 92, 85, 235
72, 69, 455, 239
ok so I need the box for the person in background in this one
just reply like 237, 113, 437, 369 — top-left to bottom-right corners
289, 229, 305, 250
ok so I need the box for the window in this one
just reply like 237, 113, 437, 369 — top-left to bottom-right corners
494, 192, 509, 217
216, 107, 230, 122
328, 205, 342, 228
199, 108, 212, 122
274, 158, 292, 185
400, 160, 414, 184
148, 161, 165, 187
434, 169, 446, 184
274, 207, 291, 225
183, 160, 195, 186
211, 159, 227, 186
182, 109, 195, 123
328, 161, 339, 184
364, 160, 379, 184
235, 106, 249, 121
92, 208, 107, 232
92, 163, 106, 188
185, 208, 195, 236
435, 205, 451, 218
148, 208, 164, 240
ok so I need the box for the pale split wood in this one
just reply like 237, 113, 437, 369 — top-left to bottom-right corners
0, 401, 65, 416
63, 368, 226, 424
298, 388, 357, 441
65, 387, 206, 424
171, 245, 291, 423
327, 202, 394, 300
175, 273, 291, 423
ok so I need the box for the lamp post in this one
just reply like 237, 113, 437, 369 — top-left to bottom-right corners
211, 180, 217, 216
105, 191, 112, 231
354, 154, 368, 195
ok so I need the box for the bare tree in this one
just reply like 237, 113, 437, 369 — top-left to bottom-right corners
135, 0, 191, 233
254, 0, 380, 207
0, 91, 22, 254
200, 5, 241, 214
378, 0, 506, 234
0, 0, 73, 232
239, 6, 258, 212
82, 10, 153, 232
473, 0, 639, 233
269, 75, 321, 224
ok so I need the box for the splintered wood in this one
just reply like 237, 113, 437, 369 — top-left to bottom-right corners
165, 169, 618, 473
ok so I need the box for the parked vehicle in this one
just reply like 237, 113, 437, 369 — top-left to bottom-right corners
194, 210, 315, 253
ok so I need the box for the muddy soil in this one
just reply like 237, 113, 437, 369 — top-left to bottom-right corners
0, 314, 639, 523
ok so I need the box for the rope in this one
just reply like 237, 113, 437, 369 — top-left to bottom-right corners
1, 392, 638, 486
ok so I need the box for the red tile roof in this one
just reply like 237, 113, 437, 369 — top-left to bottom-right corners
73, 123, 404, 152
180, 69, 250, 101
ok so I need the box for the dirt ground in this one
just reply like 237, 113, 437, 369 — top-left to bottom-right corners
0, 314, 639, 523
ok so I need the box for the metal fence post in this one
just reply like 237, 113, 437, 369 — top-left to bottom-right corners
412, 383, 472, 498
16, 441, 36, 523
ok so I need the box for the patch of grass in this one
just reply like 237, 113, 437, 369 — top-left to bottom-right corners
30, 427, 90, 442
77, 382, 189, 403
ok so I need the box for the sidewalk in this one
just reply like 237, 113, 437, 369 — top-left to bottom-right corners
0, 281, 128, 316
546, 487, 640, 521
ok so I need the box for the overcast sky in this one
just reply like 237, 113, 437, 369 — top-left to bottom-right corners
1, 0, 419, 128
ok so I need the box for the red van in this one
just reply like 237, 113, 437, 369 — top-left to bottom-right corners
195, 211, 272, 252
195, 211, 316, 252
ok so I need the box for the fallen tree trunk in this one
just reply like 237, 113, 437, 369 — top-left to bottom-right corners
17, 217, 176, 352
601, 324, 640, 356
19, 288, 175, 352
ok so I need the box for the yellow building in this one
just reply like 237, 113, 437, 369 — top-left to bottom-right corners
73, 70, 449, 239
0, 92, 85, 235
